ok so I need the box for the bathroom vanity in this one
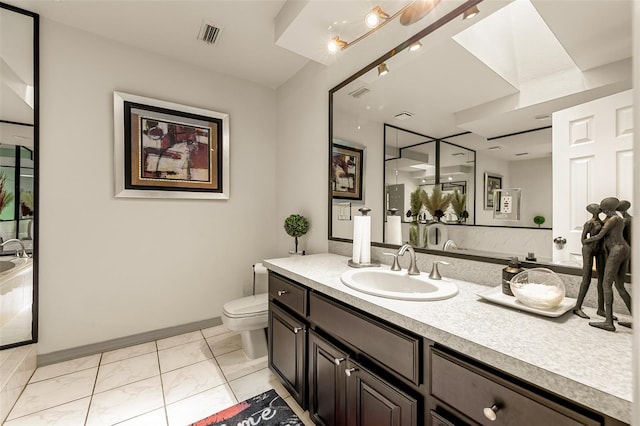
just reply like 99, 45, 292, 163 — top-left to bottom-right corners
264, 253, 631, 426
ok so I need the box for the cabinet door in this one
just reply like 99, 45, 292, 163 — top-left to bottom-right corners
268, 302, 306, 407
345, 360, 418, 426
308, 330, 347, 426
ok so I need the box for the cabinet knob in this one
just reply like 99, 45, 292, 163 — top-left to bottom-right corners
334, 357, 345, 366
293, 327, 304, 334
277, 290, 289, 296
345, 367, 358, 377
483, 404, 499, 421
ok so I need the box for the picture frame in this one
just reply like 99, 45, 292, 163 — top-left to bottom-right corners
441, 181, 466, 193
114, 92, 229, 199
332, 143, 364, 200
484, 172, 502, 210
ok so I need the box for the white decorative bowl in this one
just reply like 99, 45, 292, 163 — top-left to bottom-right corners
510, 268, 565, 310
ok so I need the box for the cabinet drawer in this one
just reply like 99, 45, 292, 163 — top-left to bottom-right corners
269, 273, 307, 317
309, 293, 420, 385
430, 349, 600, 426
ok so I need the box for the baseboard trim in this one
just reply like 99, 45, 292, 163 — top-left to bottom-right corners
37, 317, 223, 367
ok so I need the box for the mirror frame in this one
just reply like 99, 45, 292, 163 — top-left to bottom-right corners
0, 1, 39, 350
328, 0, 600, 278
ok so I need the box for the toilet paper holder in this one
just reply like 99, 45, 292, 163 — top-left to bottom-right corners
349, 207, 380, 268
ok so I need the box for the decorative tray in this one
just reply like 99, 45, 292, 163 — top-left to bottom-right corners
476, 285, 576, 318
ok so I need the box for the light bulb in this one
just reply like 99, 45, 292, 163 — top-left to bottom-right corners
328, 39, 339, 53
327, 37, 346, 53
365, 11, 380, 28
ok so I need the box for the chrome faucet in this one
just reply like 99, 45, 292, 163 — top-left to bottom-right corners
0, 239, 29, 258
429, 261, 449, 280
397, 244, 420, 275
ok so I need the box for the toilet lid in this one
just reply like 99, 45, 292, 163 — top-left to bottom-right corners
223, 293, 268, 318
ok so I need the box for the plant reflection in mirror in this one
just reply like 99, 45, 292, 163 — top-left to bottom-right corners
422, 187, 453, 222
451, 189, 467, 223
0, 172, 14, 215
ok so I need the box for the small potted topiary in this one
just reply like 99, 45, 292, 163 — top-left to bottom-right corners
534, 215, 545, 228
284, 214, 310, 255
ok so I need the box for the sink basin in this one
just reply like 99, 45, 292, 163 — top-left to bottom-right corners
340, 268, 458, 301
0, 260, 15, 273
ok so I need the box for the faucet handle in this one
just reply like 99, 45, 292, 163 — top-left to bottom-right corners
429, 261, 449, 280
383, 253, 401, 271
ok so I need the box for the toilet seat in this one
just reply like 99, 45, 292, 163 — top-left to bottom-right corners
223, 293, 268, 319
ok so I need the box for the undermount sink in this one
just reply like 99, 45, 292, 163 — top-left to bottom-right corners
340, 268, 459, 301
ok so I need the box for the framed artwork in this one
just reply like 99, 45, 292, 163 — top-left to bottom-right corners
114, 92, 229, 199
332, 143, 363, 200
441, 181, 466, 193
484, 172, 502, 210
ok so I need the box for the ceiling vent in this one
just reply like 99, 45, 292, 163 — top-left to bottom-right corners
348, 87, 370, 99
394, 111, 414, 120
198, 21, 223, 45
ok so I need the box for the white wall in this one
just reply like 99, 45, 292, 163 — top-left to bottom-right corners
275, 61, 329, 255
509, 156, 553, 228
38, 20, 280, 354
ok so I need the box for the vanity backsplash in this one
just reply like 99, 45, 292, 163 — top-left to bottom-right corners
328, 240, 631, 316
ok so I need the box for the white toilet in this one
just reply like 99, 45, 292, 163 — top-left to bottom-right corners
221, 264, 269, 359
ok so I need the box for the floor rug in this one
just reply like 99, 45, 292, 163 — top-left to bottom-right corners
189, 389, 304, 426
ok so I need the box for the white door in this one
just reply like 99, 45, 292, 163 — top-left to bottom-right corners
552, 90, 633, 265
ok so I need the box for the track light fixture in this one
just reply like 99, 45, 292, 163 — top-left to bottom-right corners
327, 1, 441, 53
463, 5, 480, 20
365, 6, 390, 28
408, 40, 422, 52
377, 63, 390, 76
327, 36, 347, 54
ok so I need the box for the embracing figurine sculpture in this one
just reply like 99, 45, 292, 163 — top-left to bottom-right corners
574, 197, 632, 331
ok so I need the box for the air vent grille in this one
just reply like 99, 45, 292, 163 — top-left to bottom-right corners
348, 87, 370, 99
394, 111, 414, 120
199, 22, 223, 45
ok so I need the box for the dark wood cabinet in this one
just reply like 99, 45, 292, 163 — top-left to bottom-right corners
268, 301, 306, 407
267, 270, 625, 426
345, 359, 419, 426
308, 330, 347, 426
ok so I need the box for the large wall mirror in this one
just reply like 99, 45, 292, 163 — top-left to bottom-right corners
329, 0, 632, 273
0, 2, 39, 349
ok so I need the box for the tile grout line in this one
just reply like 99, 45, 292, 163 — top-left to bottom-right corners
82, 352, 103, 425
205, 332, 239, 402
154, 340, 171, 426
3, 356, 38, 424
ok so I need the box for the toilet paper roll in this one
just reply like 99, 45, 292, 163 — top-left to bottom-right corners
360, 215, 371, 264
386, 215, 402, 245
254, 263, 268, 293
352, 216, 363, 264
352, 215, 371, 264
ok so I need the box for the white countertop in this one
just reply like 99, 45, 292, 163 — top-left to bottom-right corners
263, 253, 633, 424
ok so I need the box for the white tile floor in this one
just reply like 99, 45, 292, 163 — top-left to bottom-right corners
3, 326, 315, 426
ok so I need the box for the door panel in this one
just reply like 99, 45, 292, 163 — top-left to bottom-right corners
553, 89, 633, 264
346, 360, 418, 426
308, 330, 347, 426
268, 302, 306, 406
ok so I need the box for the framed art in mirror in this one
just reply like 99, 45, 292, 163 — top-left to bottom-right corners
484, 173, 502, 210
332, 143, 363, 200
114, 92, 229, 199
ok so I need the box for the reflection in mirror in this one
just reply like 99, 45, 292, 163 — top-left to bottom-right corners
0, 3, 38, 349
329, 0, 632, 274
383, 125, 476, 246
